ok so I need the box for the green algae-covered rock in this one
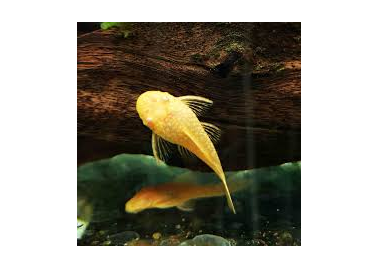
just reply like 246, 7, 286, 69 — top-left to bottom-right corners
78, 154, 300, 224
78, 154, 189, 222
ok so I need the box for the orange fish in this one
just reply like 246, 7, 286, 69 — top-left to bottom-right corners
136, 91, 235, 213
125, 180, 248, 214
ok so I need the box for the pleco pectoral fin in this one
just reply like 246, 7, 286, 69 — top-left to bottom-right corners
177, 200, 196, 212
177, 95, 213, 117
152, 133, 174, 163
201, 122, 221, 144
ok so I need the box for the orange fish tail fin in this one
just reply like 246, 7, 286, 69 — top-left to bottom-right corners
220, 174, 236, 214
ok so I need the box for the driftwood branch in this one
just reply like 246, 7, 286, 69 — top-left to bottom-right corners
77, 22, 301, 170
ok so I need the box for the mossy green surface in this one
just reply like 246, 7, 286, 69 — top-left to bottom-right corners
100, 22, 121, 30
100, 22, 132, 38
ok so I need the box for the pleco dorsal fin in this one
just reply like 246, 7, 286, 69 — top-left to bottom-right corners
177, 200, 196, 212
177, 95, 213, 117
152, 133, 174, 162
201, 122, 221, 144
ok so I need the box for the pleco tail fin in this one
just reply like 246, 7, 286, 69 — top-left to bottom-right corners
220, 175, 236, 214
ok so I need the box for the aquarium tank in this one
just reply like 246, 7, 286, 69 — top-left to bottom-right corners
77, 22, 301, 246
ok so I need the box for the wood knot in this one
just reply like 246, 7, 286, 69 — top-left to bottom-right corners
212, 51, 242, 78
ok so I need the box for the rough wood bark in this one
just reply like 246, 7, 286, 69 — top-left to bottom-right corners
77, 22, 301, 170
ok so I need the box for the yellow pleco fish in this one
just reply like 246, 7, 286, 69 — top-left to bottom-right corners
125, 179, 249, 214
136, 91, 236, 213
